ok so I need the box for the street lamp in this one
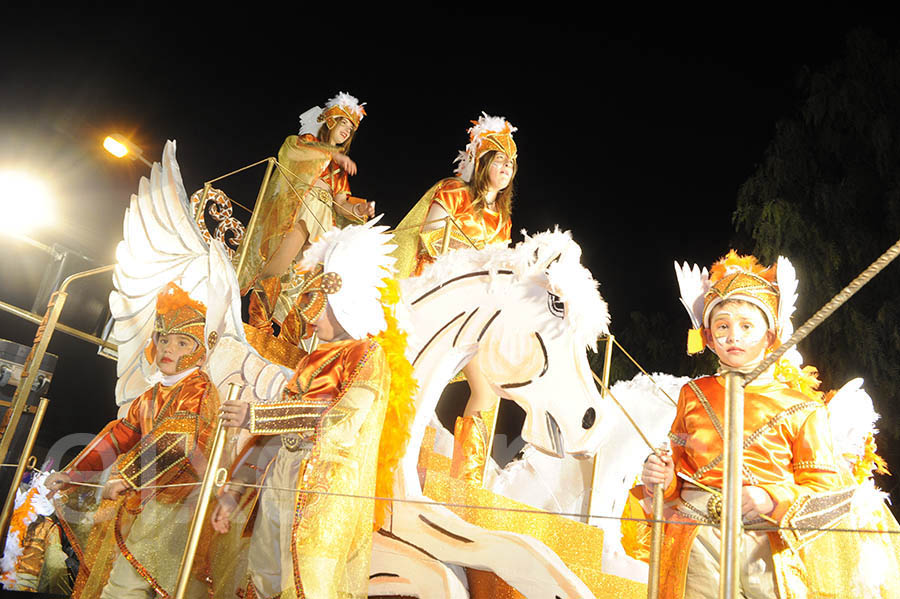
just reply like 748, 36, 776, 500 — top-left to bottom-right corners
103, 133, 153, 168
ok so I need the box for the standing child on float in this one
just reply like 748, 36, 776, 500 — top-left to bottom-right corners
46, 282, 218, 599
640, 252, 844, 599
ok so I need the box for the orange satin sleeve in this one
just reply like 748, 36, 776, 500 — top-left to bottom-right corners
66, 396, 145, 481
251, 339, 369, 435
664, 385, 688, 501
760, 406, 842, 521
297, 133, 350, 196
666, 376, 842, 520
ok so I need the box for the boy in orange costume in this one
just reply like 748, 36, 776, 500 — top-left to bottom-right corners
636, 250, 900, 598
46, 282, 218, 598
212, 220, 405, 599
642, 252, 846, 599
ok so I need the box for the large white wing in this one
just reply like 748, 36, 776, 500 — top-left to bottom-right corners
110, 140, 291, 405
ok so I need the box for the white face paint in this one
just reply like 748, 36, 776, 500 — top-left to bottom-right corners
707, 302, 773, 369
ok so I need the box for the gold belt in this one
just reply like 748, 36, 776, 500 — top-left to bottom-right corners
678, 485, 766, 528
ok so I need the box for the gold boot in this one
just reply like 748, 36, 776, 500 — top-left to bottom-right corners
248, 276, 281, 334
449, 404, 498, 487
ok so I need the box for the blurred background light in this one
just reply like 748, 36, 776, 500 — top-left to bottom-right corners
0, 170, 54, 235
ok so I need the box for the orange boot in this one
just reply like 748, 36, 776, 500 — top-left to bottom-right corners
248, 277, 281, 334
449, 404, 498, 487
450, 404, 525, 599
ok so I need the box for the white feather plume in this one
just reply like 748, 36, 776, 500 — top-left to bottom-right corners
299, 215, 397, 339
827, 378, 880, 472
298, 105, 324, 136
673, 261, 709, 329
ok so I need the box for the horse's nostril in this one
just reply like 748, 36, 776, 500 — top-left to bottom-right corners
582, 407, 596, 429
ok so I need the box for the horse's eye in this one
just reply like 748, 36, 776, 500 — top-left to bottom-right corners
547, 292, 565, 318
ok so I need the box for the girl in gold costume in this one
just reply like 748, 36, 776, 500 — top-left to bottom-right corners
638, 251, 900, 599
241, 92, 375, 343
392, 113, 518, 489
45, 282, 219, 599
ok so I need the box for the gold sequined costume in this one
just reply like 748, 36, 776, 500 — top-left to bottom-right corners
227, 337, 389, 598
55, 370, 219, 598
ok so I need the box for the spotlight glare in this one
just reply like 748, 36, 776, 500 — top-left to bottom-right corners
0, 171, 54, 235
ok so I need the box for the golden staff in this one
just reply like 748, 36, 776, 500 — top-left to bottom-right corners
172, 382, 242, 599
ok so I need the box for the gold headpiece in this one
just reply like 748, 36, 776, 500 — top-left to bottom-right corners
454, 112, 518, 182
319, 92, 366, 130
148, 282, 208, 370
289, 264, 343, 341
677, 251, 782, 355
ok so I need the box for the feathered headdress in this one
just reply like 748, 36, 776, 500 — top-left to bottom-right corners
297, 216, 397, 339
299, 91, 367, 137
453, 112, 518, 182
674, 250, 798, 356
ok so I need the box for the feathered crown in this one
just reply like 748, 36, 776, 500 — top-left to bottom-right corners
298, 217, 397, 339
453, 112, 518, 182
674, 250, 798, 355
299, 91, 366, 136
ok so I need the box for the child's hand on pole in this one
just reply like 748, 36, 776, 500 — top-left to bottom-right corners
220, 400, 251, 429
641, 446, 673, 496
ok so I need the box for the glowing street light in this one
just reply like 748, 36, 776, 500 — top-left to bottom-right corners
0, 170, 54, 237
103, 133, 153, 168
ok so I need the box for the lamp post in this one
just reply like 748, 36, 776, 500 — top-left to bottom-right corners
103, 133, 153, 168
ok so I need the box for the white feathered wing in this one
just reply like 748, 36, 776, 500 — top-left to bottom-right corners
109, 140, 291, 406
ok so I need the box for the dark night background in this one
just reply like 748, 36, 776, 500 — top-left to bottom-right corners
3, 11, 900, 510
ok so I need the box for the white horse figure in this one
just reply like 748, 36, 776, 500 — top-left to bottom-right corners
490, 372, 685, 582
369, 233, 612, 599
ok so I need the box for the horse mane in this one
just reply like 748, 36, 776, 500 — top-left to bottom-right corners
401, 228, 610, 351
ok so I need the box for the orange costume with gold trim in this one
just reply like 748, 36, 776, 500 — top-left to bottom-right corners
403, 177, 511, 277
298, 133, 351, 198
656, 375, 843, 599
231, 337, 390, 599
58, 370, 218, 598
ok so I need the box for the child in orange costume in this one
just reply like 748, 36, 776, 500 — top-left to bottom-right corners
46, 282, 219, 599
641, 252, 847, 599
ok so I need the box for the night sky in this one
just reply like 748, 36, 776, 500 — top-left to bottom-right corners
2, 13, 899, 471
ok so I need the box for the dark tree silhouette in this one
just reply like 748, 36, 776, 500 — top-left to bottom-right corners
733, 29, 900, 501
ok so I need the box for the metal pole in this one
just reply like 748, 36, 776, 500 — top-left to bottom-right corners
718, 373, 743, 599
0, 298, 117, 352
440, 216, 452, 255
0, 264, 115, 465
0, 397, 49, 554
173, 383, 241, 599
234, 158, 275, 284
587, 334, 615, 523
647, 481, 664, 599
